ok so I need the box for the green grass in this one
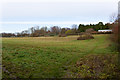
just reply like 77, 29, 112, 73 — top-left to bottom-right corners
2, 34, 118, 78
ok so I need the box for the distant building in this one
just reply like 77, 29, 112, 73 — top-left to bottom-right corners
98, 30, 112, 32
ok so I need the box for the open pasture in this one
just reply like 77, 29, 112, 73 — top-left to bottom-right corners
2, 34, 118, 78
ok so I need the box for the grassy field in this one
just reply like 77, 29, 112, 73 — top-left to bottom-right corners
2, 34, 119, 78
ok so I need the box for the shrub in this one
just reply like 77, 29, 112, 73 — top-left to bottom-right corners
65, 30, 74, 35
85, 28, 94, 33
59, 34, 67, 37
77, 33, 94, 40
65, 54, 120, 79
49, 34, 55, 36
75, 54, 119, 79
110, 23, 118, 43
39, 34, 44, 37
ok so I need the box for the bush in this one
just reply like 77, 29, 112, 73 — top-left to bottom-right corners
39, 34, 44, 37
59, 34, 67, 37
111, 23, 118, 43
65, 30, 74, 35
77, 33, 94, 40
49, 34, 55, 36
75, 54, 119, 79
65, 54, 120, 79
85, 28, 94, 33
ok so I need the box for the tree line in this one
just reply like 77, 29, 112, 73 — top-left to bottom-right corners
78, 22, 112, 32
1, 22, 112, 37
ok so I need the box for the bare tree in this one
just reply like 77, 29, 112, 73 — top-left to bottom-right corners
110, 13, 118, 22
35, 26, 40, 30
41, 27, 47, 32
50, 26, 61, 35
71, 24, 78, 34
85, 28, 94, 33
30, 27, 35, 37
71, 24, 78, 30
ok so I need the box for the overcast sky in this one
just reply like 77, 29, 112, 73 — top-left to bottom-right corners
0, 0, 119, 33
